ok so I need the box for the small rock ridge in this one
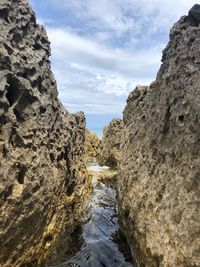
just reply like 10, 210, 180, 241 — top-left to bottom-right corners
97, 118, 123, 169
85, 129, 101, 163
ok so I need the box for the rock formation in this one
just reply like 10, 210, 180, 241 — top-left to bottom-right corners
85, 129, 101, 163
97, 118, 123, 168
117, 5, 200, 267
0, 0, 90, 266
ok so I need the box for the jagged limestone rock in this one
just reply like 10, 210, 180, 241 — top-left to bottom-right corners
117, 5, 200, 267
85, 129, 101, 163
0, 1, 90, 266
97, 118, 123, 169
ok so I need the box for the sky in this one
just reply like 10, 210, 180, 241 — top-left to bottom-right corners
29, 0, 198, 137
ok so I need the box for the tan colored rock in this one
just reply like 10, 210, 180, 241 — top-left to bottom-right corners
85, 129, 101, 162
0, 1, 90, 266
97, 118, 123, 169
117, 5, 200, 267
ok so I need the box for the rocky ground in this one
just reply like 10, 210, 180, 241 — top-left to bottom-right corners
97, 118, 123, 169
117, 4, 200, 267
85, 129, 101, 163
88, 163, 117, 189
0, 1, 90, 266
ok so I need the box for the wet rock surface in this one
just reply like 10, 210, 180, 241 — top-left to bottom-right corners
117, 5, 200, 267
51, 163, 134, 267
97, 119, 123, 169
0, 1, 89, 266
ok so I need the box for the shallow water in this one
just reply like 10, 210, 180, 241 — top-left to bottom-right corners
52, 163, 133, 267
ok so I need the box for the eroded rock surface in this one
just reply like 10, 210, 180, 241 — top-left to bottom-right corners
97, 118, 123, 169
0, 1, 89, 266
117, 5, 200, 267
85, 129, 101, 163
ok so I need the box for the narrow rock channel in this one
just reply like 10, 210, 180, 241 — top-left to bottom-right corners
52, 162, 134, 267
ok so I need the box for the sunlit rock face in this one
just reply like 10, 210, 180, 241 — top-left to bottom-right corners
97, 118, 123, 169
117, 5, 200, 267
0, 0, 90, 266
85, 129, 101, 163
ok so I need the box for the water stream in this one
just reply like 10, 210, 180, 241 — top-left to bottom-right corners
53, 163, 134, 267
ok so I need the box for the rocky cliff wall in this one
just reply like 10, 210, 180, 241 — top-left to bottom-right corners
0, 1, 89, 266
117, 5, 200, 267
97, 118, 123, 168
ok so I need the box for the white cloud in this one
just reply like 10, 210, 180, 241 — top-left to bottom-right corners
124, 0, 199, 33
31, 0, 200, 116
58, 85, 127, 115
47, 27, 161, 79
50, 60, 142, 114
46, 27, 159, 115
48, 0, 199, 37
95, 74, 152, 96
49, 58, 152, 115
48, 0, 136, 36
